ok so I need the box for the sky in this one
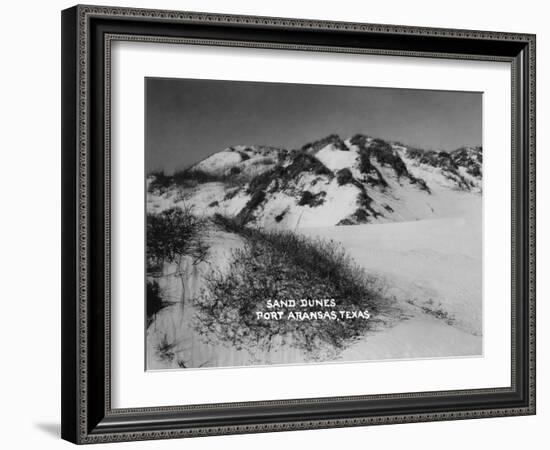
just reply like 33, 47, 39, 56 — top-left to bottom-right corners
145, 77, 482, 174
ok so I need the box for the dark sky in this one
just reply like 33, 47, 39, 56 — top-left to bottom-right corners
145, 77, 482, 174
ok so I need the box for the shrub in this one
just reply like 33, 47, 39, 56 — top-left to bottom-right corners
148, 171, 173, 193
250, 157, 276, 166
336, 218, 354, 226
352, 135, 409, 179
357, 148, 372, 174
354, 208, 369, 222
172, 168, 227, 187
247, 167, 282, 194
301, 134, 348, 153
155, 334, 177, 363
409, 175, 431, 193
246, 152, 332, 199
212, 213, 248, 235
236, 190, 266, 225
336, 168, 354, 186
336, 208, 376, 226
349, 134, 370, 148
357, 189, 373, 209
236, 150, 251, 161
369, 139, 408, 178
274, 210, 286, 222
287, 151, 333, 178
350, 136, 376, 176
467, 165, 481, 177
146, 206, 209, 272
406, 148, 457, 174
298, 190, 326, 207
194, 223, 390, 358
170, 166, 247, 190
224, 188, 240, 201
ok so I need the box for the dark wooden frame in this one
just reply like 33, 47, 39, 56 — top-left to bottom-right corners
61, 4, 536, 444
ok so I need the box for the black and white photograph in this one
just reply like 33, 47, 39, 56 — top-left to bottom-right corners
145, 78, 483, 370
1, 0, 543, 447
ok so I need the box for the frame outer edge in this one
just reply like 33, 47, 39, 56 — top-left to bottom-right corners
527, 34, 536, 415
61, 5, 80, 445
76, 3, 534, 40
66, 5, 537, 444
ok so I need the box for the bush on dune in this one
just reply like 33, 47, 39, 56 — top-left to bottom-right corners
195, 215, 390, 358
172, 168, 231, 187
147, 171, 173, 193
146, 206, 209, 273
147, 167, 247, 193
146, 206, 210, 326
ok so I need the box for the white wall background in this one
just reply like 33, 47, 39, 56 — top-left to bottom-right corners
0, 0, 545, 448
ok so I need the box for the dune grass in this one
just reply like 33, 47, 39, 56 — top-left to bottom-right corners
195, 215, 392, 358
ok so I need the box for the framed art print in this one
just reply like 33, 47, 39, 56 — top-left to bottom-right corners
61, 5, 536, 444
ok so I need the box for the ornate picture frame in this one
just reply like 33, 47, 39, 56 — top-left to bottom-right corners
61, 4, 535, 444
